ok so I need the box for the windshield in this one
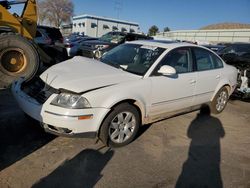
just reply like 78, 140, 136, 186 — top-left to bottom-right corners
100, 43, 165, 76
99, 32, 125, 43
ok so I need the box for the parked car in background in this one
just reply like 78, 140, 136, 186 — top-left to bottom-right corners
202, 44, 225, 53
12, 41, 237, 147
218, 43, 250, 67
37, 25, 64, 44
218, 43, 250, 99
65, 36, 97, 57
34, 27, 52, 45
78, 31, 153, 59
64, 32, 85, 43
34, 25, 68, 64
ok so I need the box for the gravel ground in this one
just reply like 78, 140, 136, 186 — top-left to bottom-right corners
0, 89, 249, 188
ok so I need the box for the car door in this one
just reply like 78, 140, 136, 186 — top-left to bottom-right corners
149, 47, 197, 120
191, 47, 223, 105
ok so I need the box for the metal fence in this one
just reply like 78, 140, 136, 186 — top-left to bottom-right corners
156, 29, 250, 43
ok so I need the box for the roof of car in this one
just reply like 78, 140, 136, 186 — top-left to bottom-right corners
128, 40, 198, 49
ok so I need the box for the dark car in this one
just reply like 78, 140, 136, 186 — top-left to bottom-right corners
202, 44, 225, 53
78, 31, 153, 59
218, 43, 250, 99
35, 25, 68, 64
37, 25, 64, 44
218, 43, 250, 68
65, 36, 97, 57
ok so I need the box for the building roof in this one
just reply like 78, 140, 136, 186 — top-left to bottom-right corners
73, 14, 139, 27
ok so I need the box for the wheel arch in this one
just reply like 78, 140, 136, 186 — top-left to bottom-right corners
211, 83, 231, 101
211, 74, 235, 101
97, 98, 146, 138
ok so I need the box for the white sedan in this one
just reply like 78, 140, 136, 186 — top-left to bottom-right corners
12, 41, 237, 147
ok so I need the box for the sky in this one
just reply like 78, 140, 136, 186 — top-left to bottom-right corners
10, 0, 250, 33
72, 0, 250, 32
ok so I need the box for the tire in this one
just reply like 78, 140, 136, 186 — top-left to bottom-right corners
211, 87, 229, 114
0, 33, 39, 88
99, 103, 140, 147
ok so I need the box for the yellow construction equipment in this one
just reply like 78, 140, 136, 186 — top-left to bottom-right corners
0, 0, 37, 39
0, 0, 61, 88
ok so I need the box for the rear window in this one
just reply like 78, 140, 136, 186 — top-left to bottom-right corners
193, 48, 223, 71
39, 27, 63, 41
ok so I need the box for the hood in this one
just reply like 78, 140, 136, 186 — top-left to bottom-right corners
40, 56, 140, 93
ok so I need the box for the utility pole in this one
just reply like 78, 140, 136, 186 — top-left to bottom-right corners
114, 0, 123, 19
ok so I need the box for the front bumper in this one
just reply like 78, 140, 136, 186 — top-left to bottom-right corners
12, 79, 110, 137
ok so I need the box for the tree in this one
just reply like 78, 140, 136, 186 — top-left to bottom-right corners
148, 25, 159, 36
38, 0, 74, 27
163, 27, 170, 32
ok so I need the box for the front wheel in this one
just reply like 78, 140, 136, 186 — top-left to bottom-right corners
211, 87, 229, 114
99, 103, 140, 147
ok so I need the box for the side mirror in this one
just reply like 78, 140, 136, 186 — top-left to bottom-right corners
158, 65, 176, 76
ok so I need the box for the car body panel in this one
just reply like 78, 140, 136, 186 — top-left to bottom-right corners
149, 72, 197, 117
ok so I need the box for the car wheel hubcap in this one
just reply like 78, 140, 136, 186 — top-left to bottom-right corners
216, 90, 228, 112
109, 111, 136, 143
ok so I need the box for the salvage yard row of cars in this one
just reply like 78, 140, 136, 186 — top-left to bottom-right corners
12, 41, 238, 147
64, 31, 152, 58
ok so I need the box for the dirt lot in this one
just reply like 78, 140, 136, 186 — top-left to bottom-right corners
0, 89, 249, 188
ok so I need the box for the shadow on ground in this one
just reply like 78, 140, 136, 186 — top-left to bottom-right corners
32, 148, 114, 188
0, 90, 55, 171
176, 105, 225, 188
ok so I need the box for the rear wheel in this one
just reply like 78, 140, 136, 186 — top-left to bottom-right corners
99, 103, 140, 147
211, 87, 229, 114
0, 33, 39, 88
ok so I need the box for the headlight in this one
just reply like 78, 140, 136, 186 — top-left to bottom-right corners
94, 45, 109, 50
51, 93, 91, 109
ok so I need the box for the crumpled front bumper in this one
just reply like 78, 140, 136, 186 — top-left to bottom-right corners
11, 79, 110, 137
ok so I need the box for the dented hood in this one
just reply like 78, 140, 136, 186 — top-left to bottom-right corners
40, 56, 140, 93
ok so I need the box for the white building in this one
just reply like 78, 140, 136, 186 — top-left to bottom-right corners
72, 14, 140, 37
156, 29, 250, 43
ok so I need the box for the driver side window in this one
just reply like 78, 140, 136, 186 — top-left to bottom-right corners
153, 48, 192, 75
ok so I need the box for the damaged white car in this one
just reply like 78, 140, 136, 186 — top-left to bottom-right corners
12, 41, 237, 147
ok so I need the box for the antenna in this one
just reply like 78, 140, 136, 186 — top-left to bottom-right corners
114, 0, 123, 19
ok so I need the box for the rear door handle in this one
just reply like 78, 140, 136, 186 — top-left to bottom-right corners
216, 75, 221, 79
190, 79, 196, 84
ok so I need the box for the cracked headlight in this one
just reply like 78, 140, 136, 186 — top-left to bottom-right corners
51, 93, 91, 109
